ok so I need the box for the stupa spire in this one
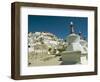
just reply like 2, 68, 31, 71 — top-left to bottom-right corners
69, 21, 75, 34
79, 31, 83, 39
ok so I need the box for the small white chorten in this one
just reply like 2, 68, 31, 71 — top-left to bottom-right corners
61, 21, 88, 64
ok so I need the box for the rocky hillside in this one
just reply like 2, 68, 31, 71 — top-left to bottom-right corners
28, 32, 68, 66
28, 32, 67, 54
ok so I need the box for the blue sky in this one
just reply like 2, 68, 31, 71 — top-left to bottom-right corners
28, 15, 88, 39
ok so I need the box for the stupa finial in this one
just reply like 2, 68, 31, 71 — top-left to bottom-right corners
79, 31, 83, 39
69, 21, 75, 34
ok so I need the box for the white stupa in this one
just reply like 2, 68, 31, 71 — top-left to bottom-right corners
61, 21, 88, 64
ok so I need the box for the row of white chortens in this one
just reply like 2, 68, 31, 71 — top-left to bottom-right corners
28, 21, 88, 66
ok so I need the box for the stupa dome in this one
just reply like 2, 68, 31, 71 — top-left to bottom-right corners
66, 33, 80, 43
79, 39, 87, 47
